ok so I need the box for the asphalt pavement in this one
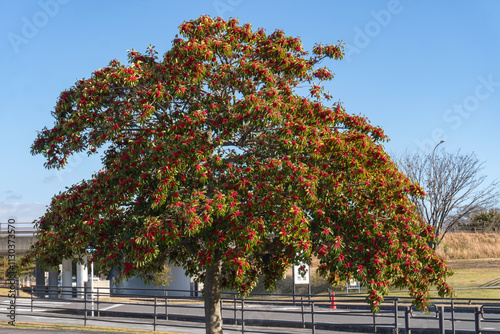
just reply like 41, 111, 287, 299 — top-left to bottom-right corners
1, 314, 369, 334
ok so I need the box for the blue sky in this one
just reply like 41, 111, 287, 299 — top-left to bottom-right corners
2, 0, 500, 223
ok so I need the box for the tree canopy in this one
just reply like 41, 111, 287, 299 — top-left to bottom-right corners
25, 16, 453, 333
462, 208, 500, 232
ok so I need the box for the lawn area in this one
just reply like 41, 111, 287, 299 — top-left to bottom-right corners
385, 258, 500, 300
441, 258, 500, 299
446, 258, 500, 288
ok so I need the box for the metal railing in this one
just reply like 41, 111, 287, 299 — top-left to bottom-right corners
0, 222, 36, 236
1, 283, 499, 333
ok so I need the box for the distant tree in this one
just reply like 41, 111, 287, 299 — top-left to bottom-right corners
462, 208, 500, 232
399, 149, 499, 249
151, 263, 173, 287
24, 16, 453, 334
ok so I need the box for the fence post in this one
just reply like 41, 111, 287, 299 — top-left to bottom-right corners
394, 298, 399, 333
233, 294, 237, 325
241, 299, 245, 334
153, 296, 157, 332
451, 299, 455, 334
311, 300, 315, 334
405, 306, 411, 334
90, 282, 94, 317
84, 285, 87, 326
220, 299, 223, 326
30, 286, 34, 312
96, 288, 100, 317
475, 306, 481, 334
165, 290, 168, 321
301, 297, 305, 328
439, 306, 445, 334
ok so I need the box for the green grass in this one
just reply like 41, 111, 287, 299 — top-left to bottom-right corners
377, 258, 500, 300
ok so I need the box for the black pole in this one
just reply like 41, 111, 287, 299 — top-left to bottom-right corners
439, 306, 445, 334
233, 294, 237, 325
84, 285, 87, 326
475, 306, 481, 334
301, 297, 305, 328
311, 300, 315, 334
153, 296, 157, 331
96, 288, 100, 317
241, 299, 245, 334
165, 292, 169, 321
30, 286, 34, 312
394, 298, 399, 333
451, 299, 455, 334
405, 306, 411, 334
308, 281, 311, 302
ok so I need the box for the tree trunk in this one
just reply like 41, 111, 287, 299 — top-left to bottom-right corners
204, 258, 223, 334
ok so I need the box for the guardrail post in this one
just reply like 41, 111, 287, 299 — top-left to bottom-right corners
394, 298, 399, 333
405, 306, 411, 334
311, 300, 315, 334
475, 306, 481, 334
439, 306, 445, 334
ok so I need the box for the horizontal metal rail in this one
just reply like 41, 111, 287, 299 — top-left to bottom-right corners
1, 285, 499, 333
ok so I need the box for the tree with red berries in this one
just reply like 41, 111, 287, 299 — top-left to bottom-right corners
25, 16, 453, 334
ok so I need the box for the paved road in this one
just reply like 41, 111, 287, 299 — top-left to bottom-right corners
1, 314, 368, 334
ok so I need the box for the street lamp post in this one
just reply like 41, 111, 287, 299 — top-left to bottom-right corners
432, 140, 445, 172
430, 140, 445, 249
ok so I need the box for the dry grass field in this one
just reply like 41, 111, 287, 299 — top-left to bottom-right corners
436, 232, 500, 259
433, 233, 500, 299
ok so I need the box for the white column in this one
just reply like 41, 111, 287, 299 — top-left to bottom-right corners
48, 270, 59, 299
61, 259, 72, 298
35, 259, 46, 298
76, 256, 88, 299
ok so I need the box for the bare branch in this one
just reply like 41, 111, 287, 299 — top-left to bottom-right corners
398, 149, 500, 249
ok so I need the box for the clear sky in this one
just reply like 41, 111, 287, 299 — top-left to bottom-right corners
2, 0, 500, 223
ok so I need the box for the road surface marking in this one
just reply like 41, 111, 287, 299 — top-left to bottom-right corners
100, 303, 123, 311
